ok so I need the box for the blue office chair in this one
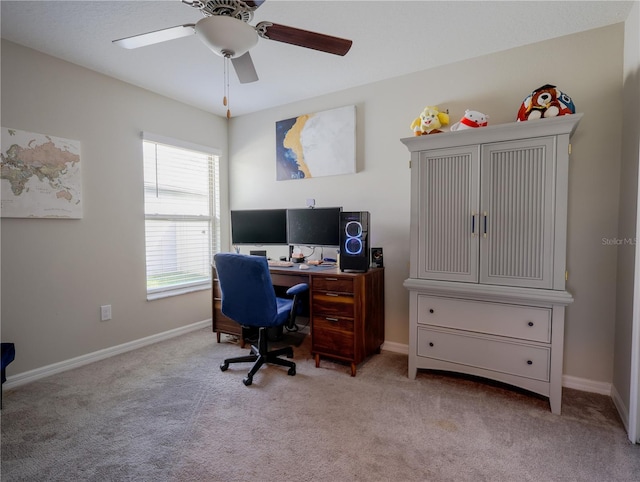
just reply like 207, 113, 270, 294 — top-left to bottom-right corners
213, 253, 308, 386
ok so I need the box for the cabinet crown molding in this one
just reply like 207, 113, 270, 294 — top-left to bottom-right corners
401, 113, 583, 151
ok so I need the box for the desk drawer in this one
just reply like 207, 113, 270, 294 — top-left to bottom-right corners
212, 301, 241, 335
417, 327, 550, 382
312, 292, 354, 318
312, 315, 354, 358
313, 276, 354, 293
417, 296, 551, 343
270, 273, 309, 288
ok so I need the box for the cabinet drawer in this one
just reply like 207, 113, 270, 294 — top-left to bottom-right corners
312, 276, 354, 293
312, 292, 354, 318
417, 296, 551, 343
312, 316, 354, 358
417, 327, 550, 381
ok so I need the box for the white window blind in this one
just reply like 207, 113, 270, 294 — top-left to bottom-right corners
143, 136, 220, 299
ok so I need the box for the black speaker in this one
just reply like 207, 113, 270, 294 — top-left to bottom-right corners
339, 211, 370, 272
371, 247, 383, 268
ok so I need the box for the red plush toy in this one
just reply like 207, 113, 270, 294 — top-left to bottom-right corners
517, 84, 575, 121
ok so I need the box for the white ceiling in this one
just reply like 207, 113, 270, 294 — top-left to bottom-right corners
1, 1, 635, 118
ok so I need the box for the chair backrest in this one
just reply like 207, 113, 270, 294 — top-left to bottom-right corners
213, 253, 278, 327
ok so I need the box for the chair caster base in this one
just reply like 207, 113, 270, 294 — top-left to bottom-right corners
243, 376, 253, 386
288, 367, 296, 376
220, 362, 229, 372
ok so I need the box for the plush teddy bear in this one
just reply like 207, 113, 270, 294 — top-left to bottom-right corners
517, 84, 575, 121
410, 106, 449, 135
450, 110, 489, 131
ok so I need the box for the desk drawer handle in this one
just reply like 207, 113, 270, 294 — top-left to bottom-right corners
325, 317, 339, 322
325, 277, 339, 281
326, 293, 339, 297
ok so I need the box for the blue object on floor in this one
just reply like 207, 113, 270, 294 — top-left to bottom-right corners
1, 342, 16, 409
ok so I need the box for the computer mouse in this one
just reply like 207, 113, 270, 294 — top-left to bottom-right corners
299, 264, 309, 270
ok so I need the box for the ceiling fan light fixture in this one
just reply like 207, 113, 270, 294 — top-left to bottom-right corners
195, 15, 258, 58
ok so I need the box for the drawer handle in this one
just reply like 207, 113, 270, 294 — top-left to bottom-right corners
527, 360, 533, 365
429, 342, 434, 347
483, 211, 488, 238
429, 309, 435, 314
528, 321, 534, 327
325, 278, 339, 281
325, 317, 339, 322
326, 293, 339, 297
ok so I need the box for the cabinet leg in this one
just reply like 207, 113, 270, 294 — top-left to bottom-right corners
350, 363, 356, 377
315, 354, 320, 368
408, 366, 417, 380
549, 392, 562, 415
216, 332, 221, 343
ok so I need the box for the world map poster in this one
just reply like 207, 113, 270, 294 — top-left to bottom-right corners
1, 127, 82, 218
275, 105, 356, 181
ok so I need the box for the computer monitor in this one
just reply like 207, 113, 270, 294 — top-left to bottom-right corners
286, 207, 341, 247
230, 209, 288, 245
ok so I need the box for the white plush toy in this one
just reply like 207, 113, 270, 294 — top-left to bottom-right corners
450, 110, 489, 131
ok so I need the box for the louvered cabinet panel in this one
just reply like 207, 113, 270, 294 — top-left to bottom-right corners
417, 146, 480, 282
480, 138, 555, 288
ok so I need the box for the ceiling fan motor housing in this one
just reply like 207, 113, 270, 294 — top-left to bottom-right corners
195, 15, 258, 58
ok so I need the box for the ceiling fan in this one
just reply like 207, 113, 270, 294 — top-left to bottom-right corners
113, 0, 353, 85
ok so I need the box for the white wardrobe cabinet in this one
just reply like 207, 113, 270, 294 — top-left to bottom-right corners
402, 114, 582, 414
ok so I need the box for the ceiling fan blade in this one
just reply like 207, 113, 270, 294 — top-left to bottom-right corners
231, 52, 259, 84
256, 22, 352, 56
113, 24, 196, 49
244, 0, 266, 8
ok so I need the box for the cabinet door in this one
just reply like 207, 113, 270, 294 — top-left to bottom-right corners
480, 137, 555, 288
417, 146, 480, 282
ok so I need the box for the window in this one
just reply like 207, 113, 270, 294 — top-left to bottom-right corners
143, 133, 221, 299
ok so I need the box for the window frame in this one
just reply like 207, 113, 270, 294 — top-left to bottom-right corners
142, 132, 221, 300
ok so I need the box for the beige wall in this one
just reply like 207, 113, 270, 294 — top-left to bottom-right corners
229, 24, 625, 384
1, 41, 229, 375
1, 23, 630, 389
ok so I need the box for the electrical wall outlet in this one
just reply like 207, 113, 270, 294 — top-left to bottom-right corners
100, 304, 112, 321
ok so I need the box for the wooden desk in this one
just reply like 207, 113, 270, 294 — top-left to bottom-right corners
211, 265, 385, 376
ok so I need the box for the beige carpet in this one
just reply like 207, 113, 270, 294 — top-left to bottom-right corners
1, 326, 638, 481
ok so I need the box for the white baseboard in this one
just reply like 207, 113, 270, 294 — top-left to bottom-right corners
562, 374, 612, 395
611, 384, 630, 433
3, 319, 211, 389
6, 331, 617, 402
382, 341, 615, 397
381, 340, 408, 355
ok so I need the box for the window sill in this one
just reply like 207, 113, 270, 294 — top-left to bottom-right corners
147, 283, 211, 301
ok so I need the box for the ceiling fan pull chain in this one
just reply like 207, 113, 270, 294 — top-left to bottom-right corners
223, 54, 231, 118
